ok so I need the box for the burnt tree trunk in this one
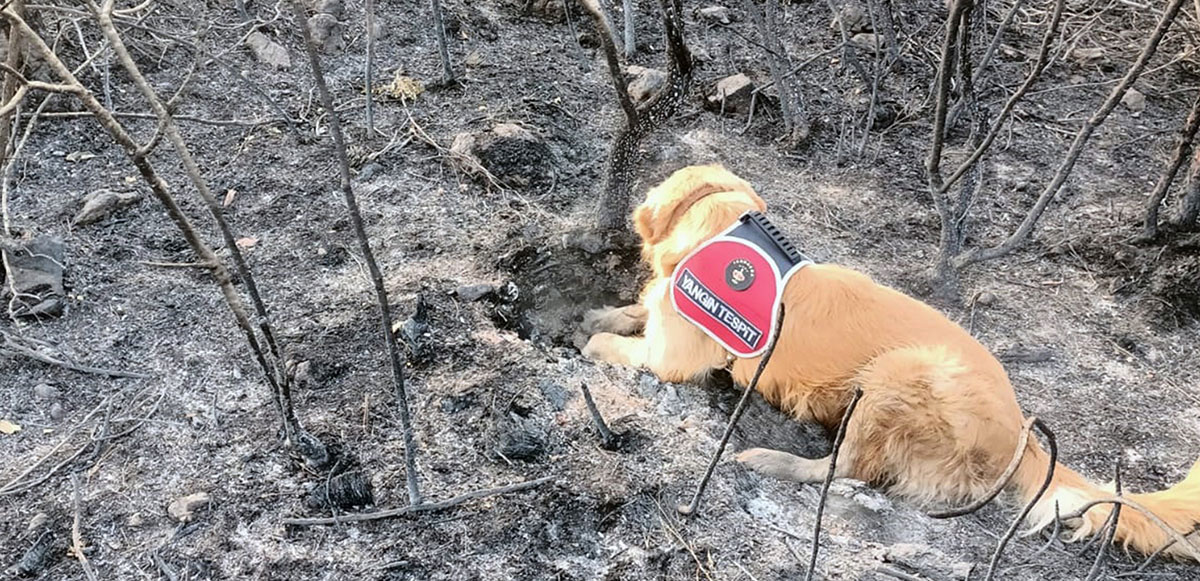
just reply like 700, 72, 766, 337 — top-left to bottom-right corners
1176, 148, 1200, 229
585, 0, 692, 232
1141, 89, 1200, 240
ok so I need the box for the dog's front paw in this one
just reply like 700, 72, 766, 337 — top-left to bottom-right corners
582, 332, 618, 362
735, 448, 805, 482
581, 304, 649, 336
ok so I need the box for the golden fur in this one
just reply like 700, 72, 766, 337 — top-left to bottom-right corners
582, 164, 1200, 560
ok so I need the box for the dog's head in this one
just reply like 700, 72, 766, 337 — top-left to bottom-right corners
633, 164, 766, 277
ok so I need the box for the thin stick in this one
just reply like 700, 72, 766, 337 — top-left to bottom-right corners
678, 303, 787, 516
286, 0, 422, 505
2, 91, 50, 266
622, 0, 634, 58
579, 0, 636, 124
1003, 501, 1062, 574
0, 0, 25, 185
804, 386, 863, 581
1142, 88, 1200, 239
93, 0, 297, 439
365, 0, 376, 134
938, 0, 1063, 195
825, 0, 871, 87
70, 474, 100, 581
1119, 523, 1200, 576
430, 0, 454, 84
1059, 497, 1200, 561
282, 476, 554, 526
1178, 148, 1200, 228
562, 0, 589, 70
1084, 461, 1122, 581
745, 0, 798, 138
982, 418, 1058, 581
929, 416, 1036, 518
962, 0, 1187, 266
2, 329, 151, 379
579, 382, 616, 448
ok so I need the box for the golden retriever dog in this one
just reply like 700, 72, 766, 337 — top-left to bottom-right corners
582, 164, 1200, 559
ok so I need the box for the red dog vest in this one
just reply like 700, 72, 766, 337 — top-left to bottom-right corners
670, 211, 811, 358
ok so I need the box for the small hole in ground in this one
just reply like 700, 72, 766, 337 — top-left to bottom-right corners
494, 230, 645, 347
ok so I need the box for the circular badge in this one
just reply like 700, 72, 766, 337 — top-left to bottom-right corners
725, 258, 755, 291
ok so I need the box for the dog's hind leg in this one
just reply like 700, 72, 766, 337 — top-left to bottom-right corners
581, 304, 649, 336
823, 346, 1022, 505
736, 448, 841, 483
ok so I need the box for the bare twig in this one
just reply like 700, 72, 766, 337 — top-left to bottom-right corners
282, 476, 554, 526
0, 6, 292, 455
805, 386, 864, 581
92, 0, 299, 441
580, 0, 636, 124
1002, 501, 1063, 575
939, 0, 1067, 195
0, 0, 25, 178
974, 0, 1026, 93
0, 92, 50, 293
286, 0, 422, 505
678, 304, 787, 516
961, 0, 1187, 266
430, 0, 454, 84
1141, 88, 1200, 239
0, 389, 122, 496
1117, 523, 1200, 576
578, 382, 617, 448
825, 0, 871, 87
929, 416, 1036, 518
745, 0, 805, 143
1, 329, 151, 379
924, 0, 974, 293
365, 0, 376, 134
70, 474, 100, 581
562, 0, 589, 70
622, 0, 634, 58
42, 111, 284, 127
1084, 462, 1122, 581
983, 418, 1057, 581
1059, 497, 1200, 561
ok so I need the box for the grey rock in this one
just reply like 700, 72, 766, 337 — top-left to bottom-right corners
308, 13, 344, 53
698, 6, 733, 24
312, 0, 344, 18
245, 31, 291, 69
167, 492, 211, 522
72, 189, 140, 225
1121, 88, 1146, 112
625, 65, 667, 104
2, 235, 65, 318
707, 73, 755, 114
33, 383, 59, 400
455, 283, 497, 302
830, 1, 868, 33
851, 33, 882, 54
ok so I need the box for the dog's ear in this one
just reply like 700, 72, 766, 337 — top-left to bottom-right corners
633, 202, 657, 244
748, 189, 767, 213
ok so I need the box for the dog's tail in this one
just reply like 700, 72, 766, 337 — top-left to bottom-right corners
1014, 442, 1200, 560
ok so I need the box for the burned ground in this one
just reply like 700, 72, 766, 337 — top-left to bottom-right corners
1, 0, 1199, 580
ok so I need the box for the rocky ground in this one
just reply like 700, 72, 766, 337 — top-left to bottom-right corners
1, 0, 1199, 580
